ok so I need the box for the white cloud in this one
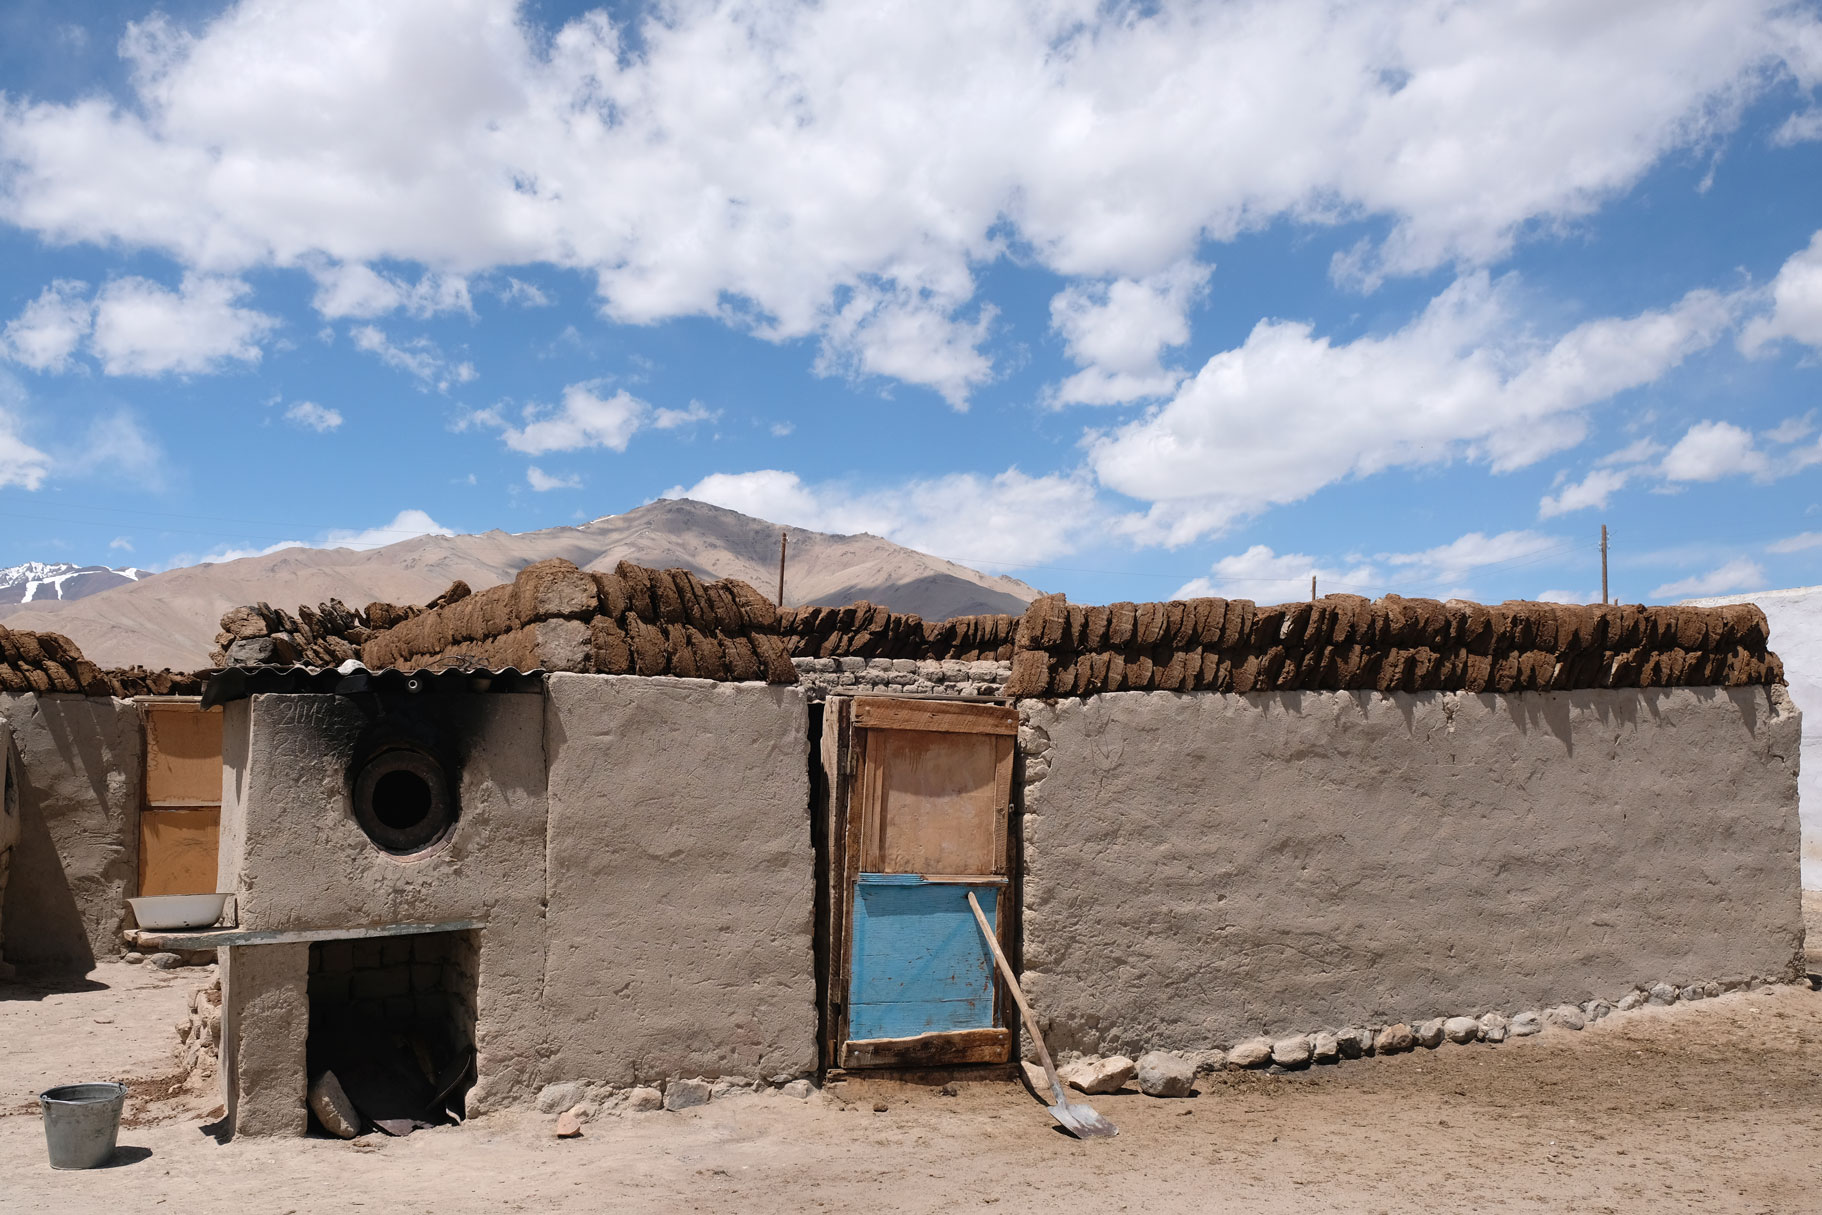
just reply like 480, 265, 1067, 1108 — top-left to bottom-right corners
1768, 531, 1822, 554
109, 536, 134, 551
1660, 420, 1772, 482
310, 261, 472, 319
322, 508, 453, 550
1741, 229, 1822, 354
1175, 545, 1380, 603
498, 277, 550, 307
1597, 437, 1664, 467
1540, 466, 1634, 517
652, 401, 717, 430
90, 273, 276, 375
1653, 557, 1768, 600
526, 465, 580, 491
0, 1, 1809, 403
1176, 529, 1569, 602
0, 380, 49, 490
500, 383, 647, 454
2, 279, 93, 371
1772, 109, 1822, 146
769, 421, 795, 438
284, 400, 343, 431
1049, 262, 1212, 406
667, 467, 1102, 569
1536, 588, 1596, 604
1093, 272, 1734, 544
350, 324, 475, 391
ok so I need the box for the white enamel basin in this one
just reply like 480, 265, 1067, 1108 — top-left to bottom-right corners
127, 893, 229, 931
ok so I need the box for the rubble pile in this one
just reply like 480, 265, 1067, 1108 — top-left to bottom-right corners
1005, 592, 1783, 698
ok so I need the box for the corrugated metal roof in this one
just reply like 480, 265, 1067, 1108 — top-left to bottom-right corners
200, 663, 544, 708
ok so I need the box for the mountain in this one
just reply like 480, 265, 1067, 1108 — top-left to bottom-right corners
0, 562, 146, 605
0, 499, 1042, 671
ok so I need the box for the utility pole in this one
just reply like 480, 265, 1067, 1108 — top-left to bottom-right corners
777, 531, 789, 606
1311, 574, 1317, 603
1600, 524, 1609, 605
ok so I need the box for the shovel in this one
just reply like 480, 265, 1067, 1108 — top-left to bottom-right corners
965, 891, 1117, 1140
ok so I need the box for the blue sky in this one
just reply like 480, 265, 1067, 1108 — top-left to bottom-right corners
1, 0, 1821, 609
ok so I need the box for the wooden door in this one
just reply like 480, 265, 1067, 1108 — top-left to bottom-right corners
139, 701, 223, 897
823, 696, 1018, 1070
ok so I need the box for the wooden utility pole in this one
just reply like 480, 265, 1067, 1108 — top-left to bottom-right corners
1600, 524, 1609, 605
777, 532, 789, 606
1311, 574, 1317, 603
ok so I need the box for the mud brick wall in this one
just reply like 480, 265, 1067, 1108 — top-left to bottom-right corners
778, 603, 1015, 662
356, 559, 797, 683
1005, 592, 1784, 698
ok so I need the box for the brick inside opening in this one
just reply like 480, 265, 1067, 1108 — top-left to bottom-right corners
305, 930, 477, 1133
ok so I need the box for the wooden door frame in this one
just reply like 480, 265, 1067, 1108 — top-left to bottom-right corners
819, 694, 1020, 1071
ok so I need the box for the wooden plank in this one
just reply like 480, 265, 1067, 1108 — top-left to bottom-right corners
858, 728, 1004, 875
847, 881, 998, 1040
840, 1027, 1012, 1069
852, 698, 1017, 736
126, 918, 484, 951
143, 704, 224, 807
138, 807, 220, 896
820, 696, 852, 1071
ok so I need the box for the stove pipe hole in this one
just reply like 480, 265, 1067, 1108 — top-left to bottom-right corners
353, 747, 454, 855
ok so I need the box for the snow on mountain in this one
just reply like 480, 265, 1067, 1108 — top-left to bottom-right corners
0, 563, 145, 605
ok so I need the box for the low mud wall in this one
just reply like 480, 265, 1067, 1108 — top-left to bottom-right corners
0, 692, 143, 969
1017, 686, 1805, 1059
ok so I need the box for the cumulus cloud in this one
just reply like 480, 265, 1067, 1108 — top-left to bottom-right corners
482, 382, 712, 455
90, 273, 277, 375
1741, 229, 1822, 354
1049, 262, 1212, 406
0, 378, 50, 490
525, 465, 580, 491
2, 279, 93, 371
323, 508, 454, 550
1093, 272, 1734, 544
0, 0, 1811, 403
1660, 420, 1771, 481
667, 467, 1102, 569
1768, 531, 1822, 554
1653, 557, 1768, 600
284, 400, 343, 431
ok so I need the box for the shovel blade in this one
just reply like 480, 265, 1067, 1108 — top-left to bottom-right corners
1047, 1099, 1118, 1139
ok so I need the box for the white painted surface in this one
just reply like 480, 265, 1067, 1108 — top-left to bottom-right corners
1686, 586, 1822, 889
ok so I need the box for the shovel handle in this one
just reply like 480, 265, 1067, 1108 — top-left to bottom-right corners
965, 890, 1068, 1106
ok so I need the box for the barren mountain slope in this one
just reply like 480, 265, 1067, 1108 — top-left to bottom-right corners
0, 499, 1041, 670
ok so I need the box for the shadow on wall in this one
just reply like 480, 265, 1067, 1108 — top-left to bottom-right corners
0, 694, 143, 976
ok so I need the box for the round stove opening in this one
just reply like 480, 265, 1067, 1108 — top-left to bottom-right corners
353, 747, 455, 855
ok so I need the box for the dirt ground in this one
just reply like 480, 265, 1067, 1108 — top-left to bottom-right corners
4, 961, 1822, 1214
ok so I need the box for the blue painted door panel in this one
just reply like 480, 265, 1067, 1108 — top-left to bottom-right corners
847, 876, 998, 1041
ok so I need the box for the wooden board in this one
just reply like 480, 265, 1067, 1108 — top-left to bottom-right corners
858, 729, 1009, 876
143, 704, 224, 807
840, 1028, 1011, 1069
847, 879, 998, 1040
138, 807, 221, 897
852, 698, 1017, 736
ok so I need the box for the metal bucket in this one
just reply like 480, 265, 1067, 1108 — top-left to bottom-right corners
38, 1083, 127, 1169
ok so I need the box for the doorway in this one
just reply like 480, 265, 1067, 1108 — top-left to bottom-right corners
820, 696, 1017, 1070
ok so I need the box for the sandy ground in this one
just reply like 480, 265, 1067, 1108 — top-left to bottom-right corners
4, 962, 1822, 1214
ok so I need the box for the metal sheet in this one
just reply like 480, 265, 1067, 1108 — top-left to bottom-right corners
847, 877, 998, 1040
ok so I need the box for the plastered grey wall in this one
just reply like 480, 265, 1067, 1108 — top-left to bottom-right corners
220, 941, 309, 1137
219, 691, 548, 1110
0, 693, 142, 969
542, 673, 815, 1085
1020, 686, 1805, 1056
